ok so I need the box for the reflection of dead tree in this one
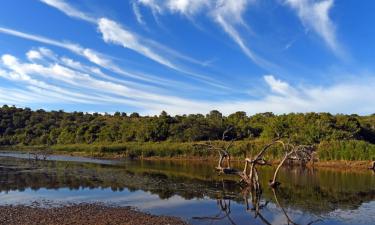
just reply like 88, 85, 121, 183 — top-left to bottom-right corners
272, 188, 323, 225
28, 149, 51, 161
244, 179, 322, 225
199, 128, 321, 224
242, 185, 271, 225
272, 188, 297, 225
192, 199, 237, 225
192, 180, 237, 225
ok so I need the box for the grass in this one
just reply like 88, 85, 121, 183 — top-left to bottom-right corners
2, 139, 374, 161
49, 140, 287, 159
318, 140, 375, 161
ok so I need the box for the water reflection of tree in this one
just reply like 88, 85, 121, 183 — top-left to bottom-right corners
0, 156, 374, 215
194, 178, 323, 225
242, 184, 271, 225
195, 137, 325, 225
193, 180, 237, 225
193, 198, 236, 225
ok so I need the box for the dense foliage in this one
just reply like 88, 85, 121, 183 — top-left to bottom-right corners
0, 105, 373, 145
0, 105, 374, 160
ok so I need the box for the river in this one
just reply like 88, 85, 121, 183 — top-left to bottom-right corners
0, 152, 374, 225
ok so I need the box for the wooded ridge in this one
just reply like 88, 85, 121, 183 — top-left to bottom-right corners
0, 105, 374, 160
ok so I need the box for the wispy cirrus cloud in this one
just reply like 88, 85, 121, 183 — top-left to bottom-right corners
40, 0, 97, 23
141, 74, 375, 115
211, 1, 261, 63
97, 18, 176, 70
132, 1, 146, 26
284, 0, 344, 57
135, 0, 279, 71
0, 27, 111, 69
0, 26, 195, 89
2, 0, 370, 116
0, 49, 219, 112
2, 50, 375, 115
39, 0, 227, 89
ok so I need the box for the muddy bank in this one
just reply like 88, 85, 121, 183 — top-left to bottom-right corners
310, 160, 374, 170
0, 204, 189, 225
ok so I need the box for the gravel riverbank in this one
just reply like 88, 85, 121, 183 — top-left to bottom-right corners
0, 204, 189, 225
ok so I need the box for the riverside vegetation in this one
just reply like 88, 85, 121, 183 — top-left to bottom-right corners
0, 105, 375, 162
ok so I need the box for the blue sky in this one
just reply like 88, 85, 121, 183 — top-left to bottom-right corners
0, 0, 374, 115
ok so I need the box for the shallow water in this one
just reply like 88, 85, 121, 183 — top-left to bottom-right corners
0, 151, 374, 225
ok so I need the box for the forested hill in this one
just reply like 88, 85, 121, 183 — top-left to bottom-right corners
0, 105, 374, 146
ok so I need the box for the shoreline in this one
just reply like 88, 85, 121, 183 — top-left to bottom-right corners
0, 148, 374, 170
0, 203, 189, 225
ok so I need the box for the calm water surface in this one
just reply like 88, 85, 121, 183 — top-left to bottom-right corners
0, 151, 374, 225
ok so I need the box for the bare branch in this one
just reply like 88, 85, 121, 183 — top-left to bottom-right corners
222, 126, 233, 141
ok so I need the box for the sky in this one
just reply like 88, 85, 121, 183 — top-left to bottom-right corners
0, 0, 374, 115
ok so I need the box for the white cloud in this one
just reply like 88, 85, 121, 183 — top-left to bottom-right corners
167, 0, 208, 15
129, 73, 375, 115
26, 50, 42, 61
0, 86, 50, 104
0, 26, 108, 67
0, 50, 212, 112
0, 27, 190, 87
285, 0, 343, 56
40, 0, 97, 23
96, 18, 226, 87
2, 51, 375, 115
137, 0, 276, 70
264, 75, 294, 96
0, 55, 101, 104
98, 18, 176, 70
208, 75, 375, 116
132, 1, 146, 25
39, 0, 225, 88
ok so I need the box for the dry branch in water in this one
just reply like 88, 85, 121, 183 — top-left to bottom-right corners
369, 161, 375, 171
201, 133, 315, 188
198, 132, 321, 224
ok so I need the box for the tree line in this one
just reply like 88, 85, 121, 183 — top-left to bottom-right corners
0, 105, 374, 146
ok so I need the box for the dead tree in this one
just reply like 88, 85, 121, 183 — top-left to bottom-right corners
196, 126, 239, 174
241, 139, 285, 187
199, 130, 321, 225
269, 144, 315, 188
200, 128, 315, 189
